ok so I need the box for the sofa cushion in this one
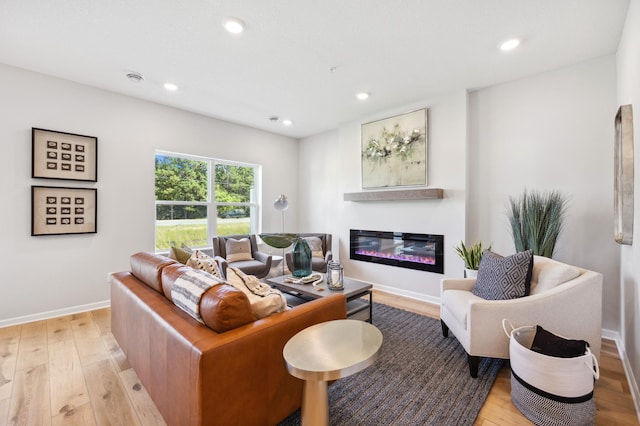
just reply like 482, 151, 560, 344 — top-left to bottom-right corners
472, 250, 533, 300
304, 236, 324, 258
130, 252, 177, 294
186, 250, 222, 278
530, 255, 581, 295
162, 265, 256, 332
225, 238, 254, 263
225, 267, 287, 319
172, 269, 224, 323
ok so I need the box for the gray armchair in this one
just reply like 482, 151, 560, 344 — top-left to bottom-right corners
212, 234, 273, 279
285, 233, 333, 273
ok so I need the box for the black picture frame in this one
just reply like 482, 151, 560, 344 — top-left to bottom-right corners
32, 128, 98, 182
31, 186, 97, 236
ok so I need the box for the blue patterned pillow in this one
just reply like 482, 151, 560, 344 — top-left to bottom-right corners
472, 250, 533, 300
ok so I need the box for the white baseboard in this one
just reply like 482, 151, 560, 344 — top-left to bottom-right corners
0, 300, 111, 328
371, 282, 441, 306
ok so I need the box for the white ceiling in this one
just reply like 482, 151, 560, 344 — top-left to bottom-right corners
0, 0, 629, 139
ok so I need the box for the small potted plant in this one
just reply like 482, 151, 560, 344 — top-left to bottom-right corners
454, 241, 490, 278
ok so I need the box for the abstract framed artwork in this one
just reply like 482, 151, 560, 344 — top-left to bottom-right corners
32, 128, 98, 182
361, 108, 427, 189
31, 186, 97, 236
614, 104, 634, 245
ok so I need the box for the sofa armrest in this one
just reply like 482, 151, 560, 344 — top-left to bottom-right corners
441, 278, 476, 292
324, 250, 333, 263
253, 251, 272, 267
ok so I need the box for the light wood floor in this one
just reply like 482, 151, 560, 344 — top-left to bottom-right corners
0, 291, 638, 425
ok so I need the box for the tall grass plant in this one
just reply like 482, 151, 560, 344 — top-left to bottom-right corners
508, 189, 568, 258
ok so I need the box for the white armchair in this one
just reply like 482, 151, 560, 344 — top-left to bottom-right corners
440, 255, 602, 377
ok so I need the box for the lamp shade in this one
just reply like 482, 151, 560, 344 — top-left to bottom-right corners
274, 194, 289, 211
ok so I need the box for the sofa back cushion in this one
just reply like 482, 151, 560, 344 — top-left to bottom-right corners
530, 255, 581, 295
130, 252, 177, 294
161, 263, 256, 332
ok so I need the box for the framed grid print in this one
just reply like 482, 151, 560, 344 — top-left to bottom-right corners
31, 186, 97, 236
32, 128, 98, 181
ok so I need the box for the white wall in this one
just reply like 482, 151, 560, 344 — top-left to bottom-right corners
617, 0, 640, 398
299, 91, 468, 302
468, 55, 619, 331
0, 63, 298, 325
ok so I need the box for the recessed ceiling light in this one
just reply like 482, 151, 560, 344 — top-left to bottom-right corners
125, 72, 144, 83
164, 83, 178, 91
223, 18, 245, 34
356, 92, 370, 100
282, 119, 293, 126
500, 38, 520, 51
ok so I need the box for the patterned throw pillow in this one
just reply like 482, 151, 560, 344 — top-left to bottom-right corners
304, 236, 324, 259
472, 250, 533, 300
225, 238, 253, 263
186, 250, 222, 278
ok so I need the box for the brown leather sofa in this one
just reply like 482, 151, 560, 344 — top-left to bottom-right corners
111, 252, 346, 426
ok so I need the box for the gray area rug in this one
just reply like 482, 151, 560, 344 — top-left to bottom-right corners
279, 303, 503, 426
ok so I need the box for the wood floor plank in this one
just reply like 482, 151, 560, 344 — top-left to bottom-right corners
15, 322, 47, 371
83, 359, 139, 426
51, 401, 96, 426
90, 309, 111, 337
118, 369, 166, 426
69, 313, 109, 366
0, 397, 10, 426
0, 326, 20, 401
8, 363, 51, 426
100, 333, 130, 373
46, 317, 92, 423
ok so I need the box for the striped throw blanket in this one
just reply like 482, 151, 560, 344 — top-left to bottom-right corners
172, 269, 223, 323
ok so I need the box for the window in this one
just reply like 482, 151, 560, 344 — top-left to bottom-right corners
155, 152, 260, 251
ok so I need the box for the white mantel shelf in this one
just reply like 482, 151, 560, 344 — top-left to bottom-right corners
343, 188, 444, 201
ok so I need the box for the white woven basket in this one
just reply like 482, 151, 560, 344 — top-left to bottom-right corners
503, 320, 599, 426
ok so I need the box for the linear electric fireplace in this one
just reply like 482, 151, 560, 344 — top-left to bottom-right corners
350, 229, 444, 274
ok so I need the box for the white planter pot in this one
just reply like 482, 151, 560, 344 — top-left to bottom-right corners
464, 269, 478, 278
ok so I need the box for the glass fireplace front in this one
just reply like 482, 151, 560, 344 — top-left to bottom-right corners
350, 229, 444, 274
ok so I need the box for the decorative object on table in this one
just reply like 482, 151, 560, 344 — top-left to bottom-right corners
283, 273, 323, 285
508, 189, 568, 258
614, 104, 634, 245
454, 241, 491, 278
504, 321, 598, 426
291, 237, 312, 277
361, 108, 427, 189
32, 128, 98, 182
326, 260, 344, 290
31, 185, 97, 236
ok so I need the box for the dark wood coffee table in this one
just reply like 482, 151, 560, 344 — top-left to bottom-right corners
265, 274, 373, 322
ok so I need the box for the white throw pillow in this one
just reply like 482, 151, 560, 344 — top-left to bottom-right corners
186, 250, 222, 278
304, 236, 324, 259
225, 238, 254, 263
529, 255, 581, 295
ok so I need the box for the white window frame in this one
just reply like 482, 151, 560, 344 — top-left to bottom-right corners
155, 150, 261, 251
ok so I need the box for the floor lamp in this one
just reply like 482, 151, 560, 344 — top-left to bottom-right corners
273, 194, 289, 275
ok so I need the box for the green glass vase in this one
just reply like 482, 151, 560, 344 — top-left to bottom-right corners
292, 238, 312, 277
